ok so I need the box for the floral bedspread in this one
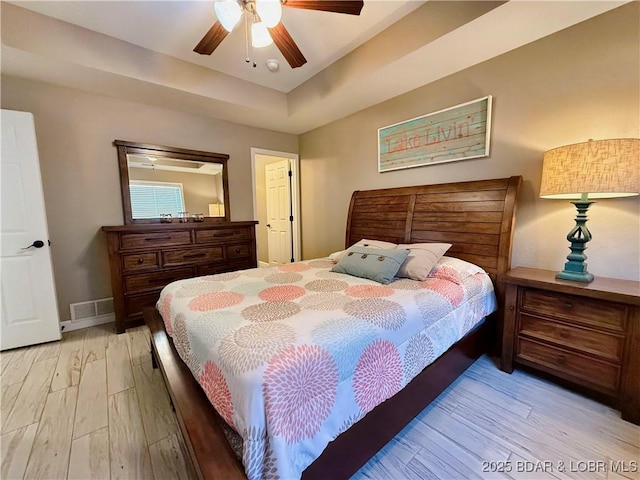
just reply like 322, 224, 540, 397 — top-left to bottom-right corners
157, 256, 497, 479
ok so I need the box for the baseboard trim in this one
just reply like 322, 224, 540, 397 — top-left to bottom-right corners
258, 261, 270, 268
60, 314, 115, 332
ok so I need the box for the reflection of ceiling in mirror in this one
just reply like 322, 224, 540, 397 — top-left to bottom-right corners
127, 154, 223, 175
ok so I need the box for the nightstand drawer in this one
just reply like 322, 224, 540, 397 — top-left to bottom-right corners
520, 289, 627, 332
517, 338, 620, 393
162, 246, 224, 267
519, 314, 625, 362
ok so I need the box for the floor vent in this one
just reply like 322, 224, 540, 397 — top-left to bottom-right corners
70, 297, 115, 322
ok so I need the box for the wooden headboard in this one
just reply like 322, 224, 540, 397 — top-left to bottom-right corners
345, 176, 522, 281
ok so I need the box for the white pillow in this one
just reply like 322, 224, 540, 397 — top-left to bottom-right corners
428, 256, 486, 282
333, 239, 398, 262
328, 250, 345, 262
395, 243, 452, 281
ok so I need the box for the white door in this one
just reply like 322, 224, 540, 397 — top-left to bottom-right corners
265, 159, 292, 266
1, 109, 61, 350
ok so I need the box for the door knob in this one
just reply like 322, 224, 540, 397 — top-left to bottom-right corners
266, 224, 271, 228
22, 240, 45, 249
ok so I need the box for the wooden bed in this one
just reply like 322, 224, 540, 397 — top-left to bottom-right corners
145, 175, 522, 480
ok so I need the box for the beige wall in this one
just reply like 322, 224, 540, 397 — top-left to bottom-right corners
1, 77, 298, 321
299, 3, 640, 281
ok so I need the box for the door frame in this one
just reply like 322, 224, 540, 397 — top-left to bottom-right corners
250, 148, 301, 265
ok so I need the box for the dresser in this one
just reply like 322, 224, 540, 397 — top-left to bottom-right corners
500, 267, 640, 424
103, 222, 257, 333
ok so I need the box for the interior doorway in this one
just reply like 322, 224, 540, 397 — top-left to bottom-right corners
251, 148, 300, 267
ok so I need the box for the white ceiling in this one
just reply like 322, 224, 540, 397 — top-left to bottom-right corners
1, 1, 629, 134
5, 0, 425, 93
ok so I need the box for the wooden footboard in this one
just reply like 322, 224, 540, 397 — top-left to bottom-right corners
146, 306, 491, 480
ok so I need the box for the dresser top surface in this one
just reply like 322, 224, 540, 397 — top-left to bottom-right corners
102, 221, 258, 233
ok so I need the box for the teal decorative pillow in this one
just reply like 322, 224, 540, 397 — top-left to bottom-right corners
330, 239, 398, 263
331, 247, 409, 284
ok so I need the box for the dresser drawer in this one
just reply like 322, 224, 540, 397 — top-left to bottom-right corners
162, 247, 224, 267
195, 228, 250, 244
519, 314, 625, 362
125, 292, 161, 318
123, 253, 159, 272
198, 260, 253, 276
124, 267, 195, 294
226, 243, 251, 260
516, 338, 620, 393
120, 230, 191, 249
520, 288, 627, 332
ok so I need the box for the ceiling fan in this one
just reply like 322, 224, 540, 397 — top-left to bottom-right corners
194, 0, 365, 69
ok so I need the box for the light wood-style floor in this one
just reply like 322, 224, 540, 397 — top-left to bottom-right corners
1, 323, 638, 480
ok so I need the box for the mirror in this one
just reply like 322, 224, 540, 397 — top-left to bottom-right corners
114, 140, 230, 224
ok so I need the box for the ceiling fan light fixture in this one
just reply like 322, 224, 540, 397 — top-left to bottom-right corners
251, 20, 273, 48
255, 0, 282, 28
214, 0, 242, 32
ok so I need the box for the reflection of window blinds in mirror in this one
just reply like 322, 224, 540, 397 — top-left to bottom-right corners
129, 181, 185, 218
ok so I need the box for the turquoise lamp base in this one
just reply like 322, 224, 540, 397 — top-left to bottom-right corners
556, 198, 595, 283
556, 269, 594, 283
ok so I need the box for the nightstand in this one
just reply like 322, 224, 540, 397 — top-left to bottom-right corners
499, 267, 640, 424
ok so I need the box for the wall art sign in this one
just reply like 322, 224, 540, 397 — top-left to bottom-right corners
378, 96, 492, 173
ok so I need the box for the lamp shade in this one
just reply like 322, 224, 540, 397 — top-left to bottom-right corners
540, 138, 639, 199
208, 203, 225, 217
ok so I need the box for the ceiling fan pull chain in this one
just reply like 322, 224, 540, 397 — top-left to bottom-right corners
244, 13, 251, 64
244, 14, 257, 68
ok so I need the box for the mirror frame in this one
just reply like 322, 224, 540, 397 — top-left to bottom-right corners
114, 140, 230, 224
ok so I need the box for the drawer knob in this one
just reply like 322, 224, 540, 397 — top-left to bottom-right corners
556, 355, 567, 365
235, 248, 241, 254
562, 301, 573, 309
137, 257, 144, 264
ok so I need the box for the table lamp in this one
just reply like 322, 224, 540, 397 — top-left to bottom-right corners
539, 138, 639, 282
208, 203, 225, 217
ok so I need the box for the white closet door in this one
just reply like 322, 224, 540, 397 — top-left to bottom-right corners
265, 159, 292, 266
1, 109, 61, 350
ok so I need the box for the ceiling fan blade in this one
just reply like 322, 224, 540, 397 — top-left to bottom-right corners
268, 23, 307, 68
193, 20, 229, 55
283, 1, 364, 15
